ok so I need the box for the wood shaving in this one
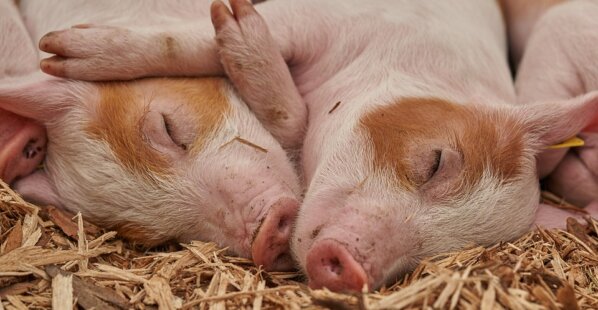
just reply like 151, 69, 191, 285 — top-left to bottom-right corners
1, 179, 596, 309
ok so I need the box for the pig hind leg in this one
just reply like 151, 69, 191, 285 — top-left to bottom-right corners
211, 0, 306, 149
534, 202, 598, 229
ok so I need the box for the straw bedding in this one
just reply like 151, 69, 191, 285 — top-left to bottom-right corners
1, 179, 597, 309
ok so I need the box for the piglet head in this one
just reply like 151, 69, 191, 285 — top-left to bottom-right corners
0, 73, 301, 271
293, 93, 598, 291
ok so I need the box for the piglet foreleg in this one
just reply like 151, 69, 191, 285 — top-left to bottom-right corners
210, 0, 306, 149
39, 21, 224, 81
534, 202, 598, 229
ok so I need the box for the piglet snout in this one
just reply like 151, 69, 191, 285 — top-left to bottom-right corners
251, 197, 298, 271
0, 116, 47, 184
306, 239, 368, 292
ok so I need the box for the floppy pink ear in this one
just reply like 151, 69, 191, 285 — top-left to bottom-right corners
0, 72, 83, 123
521, 90, 598, 148
13, 170, 63, 208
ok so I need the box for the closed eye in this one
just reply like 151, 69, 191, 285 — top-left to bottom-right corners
162, 114, 188, 151
430, 149, 441, 178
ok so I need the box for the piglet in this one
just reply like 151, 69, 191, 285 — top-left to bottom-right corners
515, 0, 598, 208
0, 0, 302, 271
37, 0, 598, 292
498, 0, 567, 67
0, 0, 46, 184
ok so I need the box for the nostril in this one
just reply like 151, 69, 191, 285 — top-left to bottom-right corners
23, 139, 39, 159
251, 198, 299, 271
277, 215, 291, 234
325, 256, 342, 276
306, 240, 368, 292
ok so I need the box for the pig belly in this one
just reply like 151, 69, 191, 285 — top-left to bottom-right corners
0, 0, 46, 184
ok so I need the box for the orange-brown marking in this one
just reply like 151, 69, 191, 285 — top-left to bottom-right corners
114, 221, 170, 247
160, 78, 230, 154
87, 83, 170, 176
360, 98, 525, 194
86, 78, 229, 177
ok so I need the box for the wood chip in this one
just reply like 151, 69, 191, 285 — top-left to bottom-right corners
1, 182, 598, 309
2, 221, 22, 253
51, 269, 73, 310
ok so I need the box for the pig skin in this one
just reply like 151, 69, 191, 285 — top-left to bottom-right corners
36, 0, 598, 291
515, 0, 598, 208
0, 0, 303, 272
0, 0, 46, 184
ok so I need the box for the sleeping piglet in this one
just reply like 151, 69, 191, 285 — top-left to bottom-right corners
514, 0, 598, 208
0, 0, 46, 184
0, 0, 302, 271
37, 0, 598, 291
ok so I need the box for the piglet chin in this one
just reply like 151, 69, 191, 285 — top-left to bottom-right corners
251, 197, 299, 271
306, 239, 369, 292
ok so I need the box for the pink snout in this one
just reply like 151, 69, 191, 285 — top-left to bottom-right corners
0, 110, 47, 184
306, 239, 369, 292
251, 197, 299, 271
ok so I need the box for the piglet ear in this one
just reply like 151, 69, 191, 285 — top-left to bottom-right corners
13, 170, 63, 208
0, 71, 85, 123
521, 91, 598, 149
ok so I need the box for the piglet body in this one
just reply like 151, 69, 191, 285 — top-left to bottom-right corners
0, 0, 302, 271
36, 0, 598, 291
0, 0, 46, 184
515, 0, 598, 207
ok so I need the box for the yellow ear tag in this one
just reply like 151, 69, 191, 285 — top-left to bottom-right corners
548, 136, 585, 149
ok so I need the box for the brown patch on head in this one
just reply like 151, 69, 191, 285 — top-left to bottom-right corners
360, 98, 525, 195
86, 78, 229, 177
158, 78, 230, 153
87, 83, 170, 176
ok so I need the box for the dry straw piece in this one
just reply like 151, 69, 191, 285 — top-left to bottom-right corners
0, 178, 597, 309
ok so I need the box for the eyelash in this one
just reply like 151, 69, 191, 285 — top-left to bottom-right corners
162, 114, 188, 151
431, 150, 441, 175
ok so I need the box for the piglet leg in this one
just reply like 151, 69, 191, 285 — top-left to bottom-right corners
39, 21, 224, 81
210, 0, 306, 149
534, 202, 598, 229
38, 1, 302, 84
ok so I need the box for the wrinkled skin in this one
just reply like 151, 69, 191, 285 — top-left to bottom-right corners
514, 0, 598, 207
0, 0, 46, 184
0, 0, 303, 272
37, 0, 598, 292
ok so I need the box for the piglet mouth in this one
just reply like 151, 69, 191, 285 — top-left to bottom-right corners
251, 197, 299, 271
